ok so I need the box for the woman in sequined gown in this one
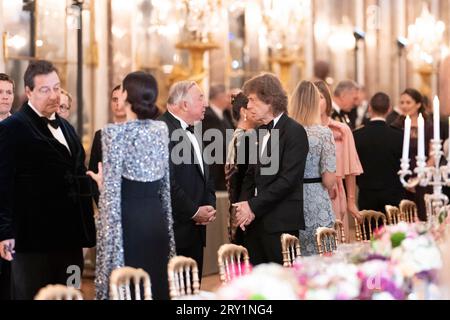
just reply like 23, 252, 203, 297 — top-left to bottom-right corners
89, 71, 175, 300
289, 81, 337, 256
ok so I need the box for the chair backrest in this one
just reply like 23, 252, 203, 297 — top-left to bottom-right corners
280, 234, 301, 267
316, 227, 338, 256
168, 256, 200, 299
385, 205, 402, 225
217, 244, 251, 283
334, 220, 346, 244
109, 267, 152, 300
355, 210, 387, 241
399, 200, 419, 224
34, 285, 83, 300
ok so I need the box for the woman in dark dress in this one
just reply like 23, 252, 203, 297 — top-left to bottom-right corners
391, 88, 433, 221
225, 92, 258, 244
89, 71, 175, 300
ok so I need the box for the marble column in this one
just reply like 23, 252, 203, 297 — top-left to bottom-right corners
0, 0, 5, 73
93, 0, 109, 132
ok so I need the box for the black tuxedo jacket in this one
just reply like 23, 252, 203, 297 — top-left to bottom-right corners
353, 120, 404, 190
89, 129, 102, 174
88, 129, 102, 204
0, 103, 96, 252
331, 108, 354, 130
241, 113, 309, 232
159, 112, 216, 248
202, 107, 234, 191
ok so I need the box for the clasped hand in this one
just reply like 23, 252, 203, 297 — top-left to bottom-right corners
232, 201, 255, 231
193, 206, 216, 226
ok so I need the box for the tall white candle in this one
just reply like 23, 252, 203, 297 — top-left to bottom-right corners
402, 116, 411, 161
433, 96, 440, 141
418, 113, 425, 159
448, 117, 450, 160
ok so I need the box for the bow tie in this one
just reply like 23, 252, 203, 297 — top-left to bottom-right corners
42, 117, 59, 129
185, 125, 195, 134
261, 120, 274, 132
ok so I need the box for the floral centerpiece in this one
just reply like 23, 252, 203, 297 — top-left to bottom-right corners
370, 222, 442, 279
293, 257, 360, 300
216, 264, 299, 300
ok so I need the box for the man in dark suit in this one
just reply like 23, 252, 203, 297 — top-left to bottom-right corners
234, 74, 309, 266
159, 81, 216, 278
0, 60, 96, 300
202, 85, 234, 191
353, 92, 405, 213
88, 84, 125, 204
0, 73, 14, 300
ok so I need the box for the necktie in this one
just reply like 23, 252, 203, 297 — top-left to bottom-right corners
185, 125, 195, 134
42, 117, 59, 129
261, 120, 274, 132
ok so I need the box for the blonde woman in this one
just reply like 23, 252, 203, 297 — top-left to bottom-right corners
289, 81, 337, 256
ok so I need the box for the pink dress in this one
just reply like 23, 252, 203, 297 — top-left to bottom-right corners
327, 119, 363, 236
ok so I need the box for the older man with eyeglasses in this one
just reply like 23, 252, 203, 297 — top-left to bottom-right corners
0, 60, 96, 300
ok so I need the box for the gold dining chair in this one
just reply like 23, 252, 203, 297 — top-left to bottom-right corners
316, 227, 339, 256
217, 244, 251, 283
355, 210, 387, 242
385, 205, 402, 225
334, 219, 346, 244
399, 200, 419, 224
109, 266, 152, 300
167, 256, 200, 299
280, 233, 301, 267
34, 284, 83, 300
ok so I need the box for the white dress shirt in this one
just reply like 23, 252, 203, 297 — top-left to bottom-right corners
28, 102, 71, 154
260, 113, 283, 157
169, 112, 204, 174
256, 113, 283, 197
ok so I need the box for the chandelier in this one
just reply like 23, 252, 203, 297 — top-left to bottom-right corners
407, 3, 447, 96
260, 0, 311, 89
407, 3, 446, 67
261, 0, 310, 55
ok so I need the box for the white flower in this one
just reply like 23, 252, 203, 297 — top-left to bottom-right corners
372, 292, 395, 300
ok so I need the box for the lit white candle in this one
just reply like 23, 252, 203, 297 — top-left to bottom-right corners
448, 117, 450, 160
433, 96, 440, 141
418, 113, 425, 159
402, 116, 411, 161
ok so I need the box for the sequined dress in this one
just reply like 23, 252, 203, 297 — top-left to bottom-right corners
95, 120, 176, 300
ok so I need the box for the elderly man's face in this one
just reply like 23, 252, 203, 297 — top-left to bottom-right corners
26, 71, 61, 118
247, 93, 271, 125
186, 84, 206, 124
0, 81, 14, 116
340, 88, 359, 112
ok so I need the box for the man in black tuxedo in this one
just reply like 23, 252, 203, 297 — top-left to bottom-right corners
234, 74, 309, 266
202, 84, 235, 191
353, 92, 405, 213
331, 80, 359, 130
0, 60, 96, 299
88, 84, 126, 204
159, 81, 216, 278
0, 73, 14, 300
